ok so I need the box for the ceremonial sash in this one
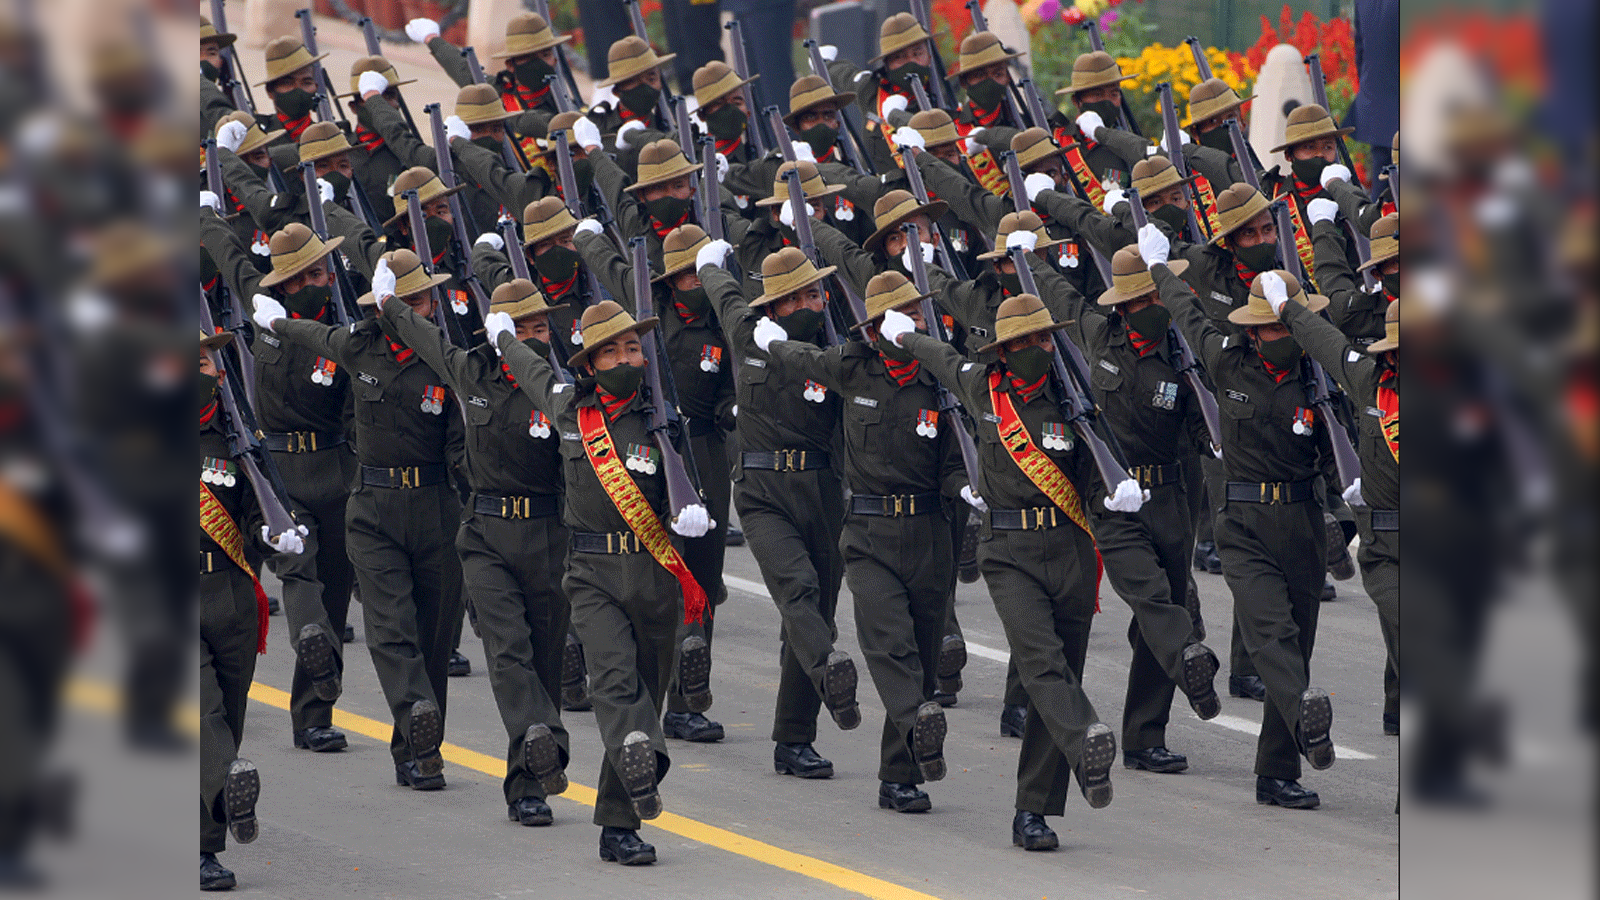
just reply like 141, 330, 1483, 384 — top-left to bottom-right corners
577, 405, 708, 625
967, 145, 1009, 198
1063, 145, 1106, 210
500, 85, 551, 162
199, 481, 270, 653
1191, 170, 1221, 238
0, 479, 93, 651
1376, 385, 1399, 464
875, 87, 910, 172
1273, 186, 1319, 289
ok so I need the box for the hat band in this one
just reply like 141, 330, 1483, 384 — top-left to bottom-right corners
1283, 120, 1338, 145
267, 48, 315, 81
270, 240, 331, 277
1132, 169, 1181, 195
1110, 272, 1155, 297
995, 309, 1054, 342
582, 313, 640, 351
959, 45, 1012, 71
504, 31, 557, 55
697, 73, 743, 103
302, 137, 350, 159
458, 101, 506, 122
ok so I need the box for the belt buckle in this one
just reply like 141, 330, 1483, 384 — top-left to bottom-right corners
892, 495, 904, 517
293, 432, 307, 453
399, 467, 414, 489
516, 497, 530, 518
501, 497, 512, 518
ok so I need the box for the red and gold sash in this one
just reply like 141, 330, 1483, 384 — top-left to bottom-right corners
1063, 145, 1106, 210
1191, 170, 1221, 237
0, 480, 94, 651
1376, 385, 1399, 464
967, 145, 1009, 198
578, 405, 708, 625
1272, 185, 1319, 288
199, 481, 270, 653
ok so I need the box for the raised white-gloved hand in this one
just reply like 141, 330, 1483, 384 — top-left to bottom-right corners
892, 125, 925, 152
778, 199, 796, 228
572, 116, 602, 152
1341, 477, 1365, 507
880, 93, 909, 118
68, 291, 114, 332
1475, 192, 1516, 229
616, 119, 647, 150
371, 258, 397, 303
1159, 127, 1191, 153
900, 240, 933, 271
475, 231, 504, 251
696, 238, 732, 270
819, 44, 838, 62
1024, 172, 1055, 202
1306, 197, 1339, 225
445, 114, 471, 143
1259, 269, 1290, 315
879, 307, 916, 346
252, 294, 287, 332
1006, 228, 1038, 252
1075, 110, 1105, 138
574, 217, 604, 237
200, 190, 222, 214
960, 484, 988, 512
316, 177, 334, 204
405, 17, 440, 43
791, 141, 817, 163
1319, 163, 1351, 188
715, 151, 729, 183
215, 119, 248, 153
1136, 222, 1170, 267
964, 127, 985, 156
484, 310, 516, 354
1103, 478, 1148, 513
263, 524, 309, 555
1101, 187, 1127, 214
671, 503, 713, 538
358, 70, 388, 98
753, 316, 788, 351
1412, 266, 1451, 314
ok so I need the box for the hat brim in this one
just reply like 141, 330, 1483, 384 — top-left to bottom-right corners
489, 34, 574, 59
1208, 199, 1273, 246
625, 160, 700, 193
1270, 125, 1355, 154
257, 235, 346, 287
1182, 94, 1254, 130
1227, 292, 1330, 326
200, 332, 235, 351
751, 264, 839, 307
848, 291, 933, 331
754, 183, 846, 207
337, 77, 419, 99
1093, 259, 1190, 305
863, 200, 950, 253
456, 106, 522, 126
498, 297, 571, 319
254, 53, 328, 86
977, 236, 1064, 261
382, 183, 468, 229
298, 140, 358, 165
357, 271, 453, 305
566, 317, 659, 368
652, 249, 711, 283
976, 319, 1072, 355
236, 128, 288, 157
782, 89, 858, 129
868, 29, 946, 65
1054, 72, 1136, 96
1357, 246, 1398, 271
948, 48, 1025, 78
595, 53, 677, 88
203, 32, 239, 49
1366, 336, 1397, 353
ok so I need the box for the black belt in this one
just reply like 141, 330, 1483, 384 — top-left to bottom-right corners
850, 492, 941, 517
1370, 508, 1398, 531
988, 506, 1067, 530
1129, 462, 1183, 488
260, 430, 346, 453
474, 492, 560, 520
361, 464, 447, 489
1225, 480, 1315, 504
686, 416, 717, 438
741, 449, 831, 472
571, 531, 645, 554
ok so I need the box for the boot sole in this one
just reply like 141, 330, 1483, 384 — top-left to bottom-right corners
508, 802, 553, 827
1185, 581, 1207, 641
822, 651, 860, 730
1326, 514, 1356, 580
1124, 754, 1189, 773
774, 759, 834, 779
293, 730, 348, 752
1300, 689, 1336, 770
224, 759, 260, 844
1078, 724, 1116, 809
599, 841, 657, 865
297, 624, 342, 703
913, 702, 948, 782
409, 700, 444, 778
618, 731, 662, 819
678, 635, 713, 713
1012, 828, 1059, 851
561, 637, 590, 710
936, 636, 968, 680
522, 724, 567, 796
1181, 644, 1222, 721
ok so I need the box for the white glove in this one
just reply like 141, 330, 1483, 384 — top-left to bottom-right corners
371, 258, 397, 303
1005, 228, 1038, 252
1259, 270, 1289, 315
1102, 478, 1148, 513
215, 119, 248, 153
671, 504, 713, 538
900, 240, 933, 271
358, 70, 388, 98
405, 17, 440, 43
1341, 477, 1365, 507
445, 114, 471, 143
1075, 110, 1105, 138
1101, 187, 1127, 214
753, 316, 788, 351
1306, 197, 1339, 225
316, 177, 334, 204
964, 127, 985, 156
715, 151, 729, 183
880, 93, 909, 118
1319, 163, 1351, 188
252, 294, 287, 332
960, 484, 988, 512
616, 119, 647, 150
696, 238, 732, 270
484, 310, 516, 353
791, 141, 817, 163
573, 116, 602, 152
879, 307, 916, 346
778, 199, 796, 228
892, 126, 925, 151
1412, 267, 1451, 314
574, 217, 604, 237
200, 190, 222, 214
263, 524, 308, 555
1136, 222, 1170, 267
1159, 127, 1191, 153
1474, 193, 1516, 229
68, 291, 115, 332
475, 231, 504, 251
1024, 172, 1055, 202
819, 44, 838, 62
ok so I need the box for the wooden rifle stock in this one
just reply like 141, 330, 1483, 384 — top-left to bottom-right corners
724, 20, 769, 155
630, 237, 704, 518
294, 9, 345, 127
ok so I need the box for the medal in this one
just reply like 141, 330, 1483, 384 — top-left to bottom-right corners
449, 289, 469, 316
1151, 381, 1178, 410
624, 442, 658, 475
250, 230, 270, 256
915, 409, 939, 438
699, 344, 722, 373
1292, 406, 1315, 436
1041, 422, 1071, 451
570, 320, 583, 345
1059, 241, 1079, 269
834, 195, 854, 222
421, 385, 445, 415
529, 409, 551, 439
803, 379, 827, 403
310, 356, 337, 386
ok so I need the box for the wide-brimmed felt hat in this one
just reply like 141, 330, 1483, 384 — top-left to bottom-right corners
1096, 245, 1188, 306
693, 61, 756, 110
754, 159, 846, 207
977, 210, 1063, 260
88, 221, 173, 287
871, 12, 932, 64
625, 139, 698, 193
529, 111, 582, 159
256, 35, 326, 86
1270, 103, 1354, 154
1013, 127, 1072, 169
1183, 77, 1252, 129
850, 271, 931, 331
568, 299, 658, 368
258, 223, 346, 288
200, 329, 235, 351
784, 75, 857, 129
1367, 299, 1399, 353
654, 224, 711, 283
1130, 154, 1196, 197
909, 109, 961, 148
1055, 51, 1134, 96
200, 15, 236, 48
454, 83, 518, 126
1228, 270, 1329, 326
216, 110, 284, 158
298, 121, 353, 164
977, 293, 1071, 354
595, 36, 675, 88
490, 12, 571, 60
1208, 183, 1272, 246
949, 31, 1024, 78
383, 167, 466, 229
342, 55, 416, 98
864, 190, 948, 254
490, 278, 566, 320
1358, 213, 1399, 271
522, 196, 579, 246
358, 249, 450, 305
752, 247, 837, 307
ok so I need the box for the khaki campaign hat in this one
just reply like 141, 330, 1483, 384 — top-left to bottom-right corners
567, 299, 658, 368
1130, 154, 1196, 196
1358, 213, 1399, 271
1096, 245, 1187, 305
256, 35, 325, 86
357, 249, 450, 305
864, 190, 948, 254
1013, 127, 1072, 169
490, 12, 571, 60
595, 36, 675, 88
910, 109, 961, 149
654, 224, 712, 283
949, 31, 1024, 78
625, 139, 698, 193
258, 223, 345, 288
298, 121, 354, 164
490, 278, 566, 320
752, 247, 837, 307
1183, 77, 1252, 129
693, 61, 756, 110
88, 221, 174, 287
1228, 269, 1328, 326
1055, 50, 1134, 96
343, 55, 416, 98
1208, 183, 1272, 246
454, 83, 518, 126
850, 271, 931, 331
532, 111, 584, 159
521, 196, 579, 246
872, 12, 931, 64
216, 110, 284, 157
1270, 103, 1354, 154
200, 329, 235, 351
754, 159, 846, 207
383, 166, 466, 229
977, 210, 1063, 260
1367, 299, 1399, 353
977, 292, 1070, 354
783, 75, 857, 129
200, 15, 236, 49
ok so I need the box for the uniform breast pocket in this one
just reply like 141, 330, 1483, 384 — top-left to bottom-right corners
739, 358, 770, 391
846, 402, 881, 449
355, 379, 391, 432
1089, 362, 1123, 394
466, 402, 497, 452
1219, 393, 1255, 421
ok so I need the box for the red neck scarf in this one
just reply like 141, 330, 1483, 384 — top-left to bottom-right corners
353, 124, 386, 153
651, 208, 690, 241
277, 111, 312, 141
504, 73, 552, 112
1126, 325, 1159, 357
289, 304, 327, 321
880, 352, 920, 385
714, 134, 743, 158
388, 338, 415, 365
1292, 175, 1322, 204
599, 388, 636, 419
966, 99, 1003, 128
540, 271, 577, 302
1234, 259, 1259, 287
199, 399, 219, 426
1258, 353, 1293, 383
673, 300, 703, 324
1008, 371, 1049, 402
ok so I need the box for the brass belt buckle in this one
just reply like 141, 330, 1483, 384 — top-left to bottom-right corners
399, 467, 414, 489
516, 497, 529, 518
892, 495, 904, 517
501, 497, 512, 518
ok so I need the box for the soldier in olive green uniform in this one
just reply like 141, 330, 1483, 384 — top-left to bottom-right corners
733, 160, 880, 301
351, 77, 501, 234
414, 12, 569, 143
1313, 212, 1398, 348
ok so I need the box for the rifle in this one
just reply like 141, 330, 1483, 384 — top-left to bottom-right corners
698, 137, 723, 242
1001, 147, 1110, 285
203, 138, 259, 408
1304, 53, 1375, 279
1080, 21, 1141, 136
905, 0, 956, 109
461, 47, 535, 173
404, 188, 470, 347
1185, 36, 1267, 179
766, 106, 796, 161
530, 0, 586, 110
357, 17, 421, 136
622, 0, 676, 125
803, 39, 874, 174
1156, 81, 1211, 243
630, 236, 705, 520
209, 0, 257, 113
294, 8, 348, 128
900, 223, 983, 488
724, 19, 769, 156
424, 103, 494, 324
1123, 186, 1223, 454
899, 141, 981, 270
673, 93, 698, 153
297, 161, 361, 327
550, 129, 617, 307
783, 168, 850, 346
496, 216, 573, 383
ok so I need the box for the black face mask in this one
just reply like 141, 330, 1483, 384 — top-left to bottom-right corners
1233, 242, 1279, 273
1079, 99, 1120, 130
424, 216, 455, 258
1291, 155, 1329, 187
571, 157, 595, 198
877, 335, 915, 362
617, 82, 659, 119
201, 59, 221, 83
321, 170, 351, 204
673, 285, 710, 315
534, 244, 582, 287
595, 362, 645, 398
1380, 272, 1399, 299
774, 308, 824, 343
1198, 125, 1233, 155
1256, 333, 1303, 369
1124, 302, 1171, 338
798, 123, 838, 160
646, 195, 692, 229
1006, 345, 1052, 383
1151, 203, 1188, 235
998, 270, 1023, 296
966, 77, 1006, 112
522, 336, 551, 359
888, 61, 930, 92
703, 103, 747, 142
283, 282, 332, 318
273, 87, 318, 120
198, 372, 219, 414
472, 135, 504, 155
510, 55, 556, 91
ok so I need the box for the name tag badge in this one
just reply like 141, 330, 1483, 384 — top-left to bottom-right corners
1225, 389, 1249, 404
1366, 406, 1382, 417
1098, 359, 1119, 374
744, 357, 767, 368
1210, 291, 1232, 305
916, 409, 939, 438
260, 333, 282, 347
468, 395, 490, 408
358, 371, 380, 386
852, 396, 878, 408
803, 379, 827, 402
983, 412, 1001, 423
420, 385, 445, 415
561, 430, 581, 441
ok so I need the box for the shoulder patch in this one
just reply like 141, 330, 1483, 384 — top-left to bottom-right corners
552, 383, 572, 393
1221, 335, 1231, 349
1225, 389, 1249, 403
1347, 350, 1361, 363
961, 363, 976, 372
852, 396, 878, 408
